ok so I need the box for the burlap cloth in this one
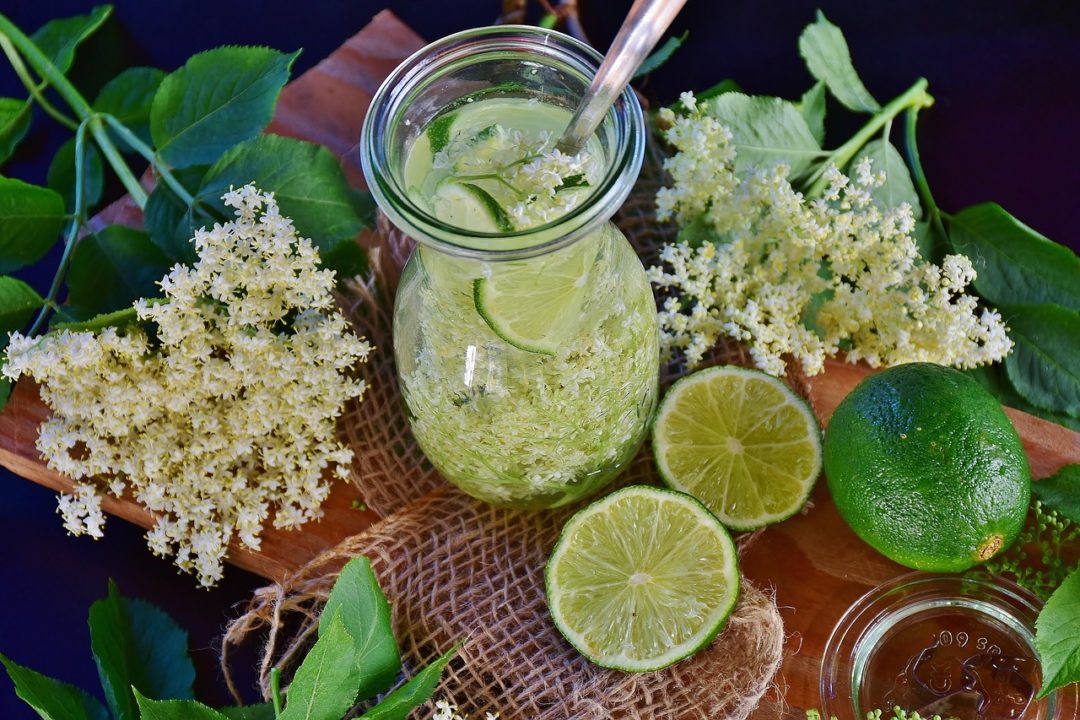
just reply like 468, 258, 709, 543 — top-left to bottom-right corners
221, 138, 793, 719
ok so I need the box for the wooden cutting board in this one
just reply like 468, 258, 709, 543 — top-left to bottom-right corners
2, 11, 1078, 718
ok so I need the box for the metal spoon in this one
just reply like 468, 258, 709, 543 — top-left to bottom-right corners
556, 0, 689, 155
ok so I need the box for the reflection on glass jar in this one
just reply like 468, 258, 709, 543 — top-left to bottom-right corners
361, 26, 658, 508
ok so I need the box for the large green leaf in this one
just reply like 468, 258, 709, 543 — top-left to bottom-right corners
88, 580, 196, 720
0, 276, 43, 338
279, 610, 360, 720
219, 703, 277, 720
797, 81, 826, 146
849, 139, 921, 216
1033, 464, 1080, 524
798, 10, 880, 113
47, 137, 104, 211
0, 98, 32, 165
358, 644, 461, 720
134, 691, 229, 720
632, 31, 687, 79
0, 176, 66, 273
142, 165, 213, 265
151, 46, 299, 168
1035, 567, 1080, 697
948, 203, 1080, 311
0, 654, 109, 720
196, 134, 365, 263
1003, 304, 1080, 418
94, 67, 166, 151
705, 93, 823, 178
30, 5, 112, 75
320, 557, 401, 702
65, 225, 170, 318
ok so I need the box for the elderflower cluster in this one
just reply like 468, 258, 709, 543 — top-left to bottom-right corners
648, 93, 1011, 376
3, 185, 371, 586
432, 698, 500, 720
433, 123, 597, 228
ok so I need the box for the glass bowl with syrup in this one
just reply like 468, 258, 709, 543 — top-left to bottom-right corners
820, 573, 1079, 720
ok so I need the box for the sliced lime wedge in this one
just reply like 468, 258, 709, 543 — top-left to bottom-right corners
429, 181, 513, 233
546, 485, 740, 672
653, 365, 822, 531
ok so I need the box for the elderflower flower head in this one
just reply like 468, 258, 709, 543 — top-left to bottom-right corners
649, 94, 1012, 376
4, 184, 371, 586
432, 698, 500, 720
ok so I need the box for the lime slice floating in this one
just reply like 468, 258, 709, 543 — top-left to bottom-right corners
652, 365, 822, 531
473, 240, 594, 354
430, 181, 513, 233
546, 485, 739, 672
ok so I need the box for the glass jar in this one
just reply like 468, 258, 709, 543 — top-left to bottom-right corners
360, 26, 658, 509
821, 573, 1079, 720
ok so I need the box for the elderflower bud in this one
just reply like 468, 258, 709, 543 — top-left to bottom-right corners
4, 185, 371, 587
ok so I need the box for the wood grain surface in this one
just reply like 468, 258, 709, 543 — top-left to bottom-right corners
2, 11, 1077, 718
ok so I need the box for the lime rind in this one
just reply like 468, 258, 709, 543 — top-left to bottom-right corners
652, 365, 822, 531
545, 485, 740, 672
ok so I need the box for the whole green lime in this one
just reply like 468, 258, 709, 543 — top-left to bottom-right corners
824, 363, 1030, 572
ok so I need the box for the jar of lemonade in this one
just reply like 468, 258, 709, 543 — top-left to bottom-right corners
360, 26, 658, 509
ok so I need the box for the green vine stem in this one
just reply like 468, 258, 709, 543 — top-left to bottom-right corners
805, 77, 934, 197
101, 114, 193, 205
89, 115, 148, 207
904, 105, 948, 242
270, 667, 283, 718
27, 118, 91, 336
0, 34, 77, 130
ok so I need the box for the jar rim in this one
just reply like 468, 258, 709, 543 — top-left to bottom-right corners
359, 25, 645, 261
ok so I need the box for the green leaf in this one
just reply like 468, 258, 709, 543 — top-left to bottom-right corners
675, 213, 723, 248
1036, 566, 1080, 697
279, 610, 360, 720
65, 226, 170, 318
358, 643, 461, 720
142, 165, 213, 265
704, 93, 823, 178
52, 302, 160, 333
0, 176, 66, 273
1033, 465, 1080, 525
797, 10, 880, 113
133, 690, 229, 720
196, 134, 365, 262
913, 219, 947, 264
797, 81, 826, 146
0, 653, 109, 720
219, 703, 277, 720
151, 46, 299, 168
320, 557, 401, 702
0, 276, 43, 339
0, 98, 32, 165
47, 137, 104, 211
94, 67, 166, 151
30, 5, 112, 75
633, 31, 688, 79
88, 580, 196, 720
1003, 304, 1080, 418
948, 203, 1080, 311
848, 139, 921, 216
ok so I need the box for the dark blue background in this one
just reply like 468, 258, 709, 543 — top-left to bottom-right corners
1, 0, 1079, 716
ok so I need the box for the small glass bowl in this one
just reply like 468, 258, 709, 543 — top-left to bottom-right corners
820, 573, 1078, 719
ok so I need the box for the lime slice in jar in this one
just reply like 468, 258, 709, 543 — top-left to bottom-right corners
545, 485, 740, 672
430, 181, 513, 233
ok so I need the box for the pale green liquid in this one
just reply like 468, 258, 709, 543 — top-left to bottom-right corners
394, 97, 659, 508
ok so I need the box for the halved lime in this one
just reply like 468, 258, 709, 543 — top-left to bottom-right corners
430, 181, 513, 233
653, 365, 822, 531
473, 239, 594, 354
545, 485, 740, 672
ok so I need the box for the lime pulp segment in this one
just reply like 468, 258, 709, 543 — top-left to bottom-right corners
545, 486, 740, 672
652, 365, 822, 531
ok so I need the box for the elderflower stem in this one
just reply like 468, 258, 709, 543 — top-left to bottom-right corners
27, 118, 91, 336
805, 77, 934, 197
270, 667, 283, 718
903, 105, 948, 242
89, 115, 148, 207
0, 11, 95, 119
0, 34, 78, 130
100, 113, 196, 206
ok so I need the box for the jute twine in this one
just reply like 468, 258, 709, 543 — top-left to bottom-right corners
221, 137, 793, 718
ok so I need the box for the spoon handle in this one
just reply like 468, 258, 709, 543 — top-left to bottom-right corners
557, 0, 689, 154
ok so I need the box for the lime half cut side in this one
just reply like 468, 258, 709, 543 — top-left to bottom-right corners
473, 239, 594, 354
653, 365, 822, 531
545, 486, 740, 672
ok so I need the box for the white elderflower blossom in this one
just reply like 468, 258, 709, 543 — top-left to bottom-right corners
648, 95, 1012, 376
432, 698, 500, 720
4, 185, 371, 586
